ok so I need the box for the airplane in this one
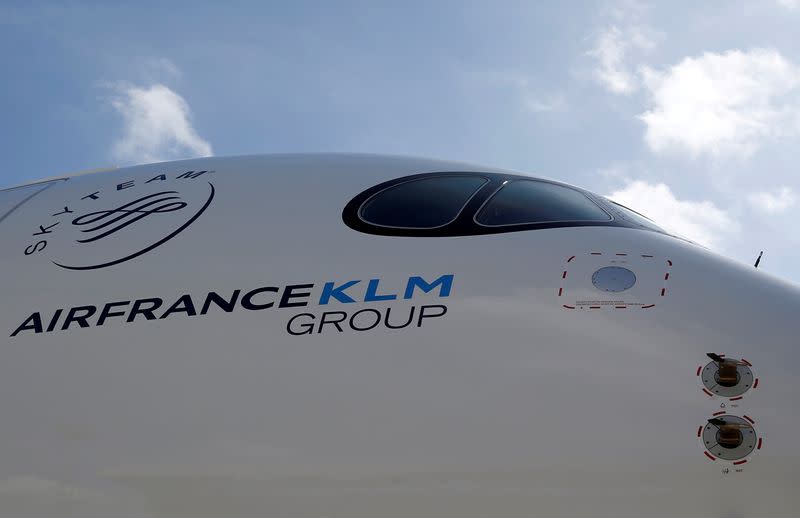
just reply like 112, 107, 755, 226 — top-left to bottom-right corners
1, 153, 797, 517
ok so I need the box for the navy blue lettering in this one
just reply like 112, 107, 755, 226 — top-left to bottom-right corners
62, 306, 97, 330
97, 301, 131, 326
241, 287, 277, 310
24, 241, 47, 255
318, 311, 347, 333
46, 309, 63, 332
10, 312, 43, 337
33, 222, 59, 236
417, 304, 448, 327
127, 298, 163, 322
202, 290, 241, 314
349, 309, 382, 331
384, 306, 415, 329
176, 170, 210, 179
279, 284, 313, 308
159, 295, 197, 319
146, 174, 167, 183
287, 313, 315, 335
52, 206, 73, 217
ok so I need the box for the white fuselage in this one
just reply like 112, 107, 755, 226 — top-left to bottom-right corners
1, 154, 798, 517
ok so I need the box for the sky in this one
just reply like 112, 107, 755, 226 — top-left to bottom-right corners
2, 0, 800, 282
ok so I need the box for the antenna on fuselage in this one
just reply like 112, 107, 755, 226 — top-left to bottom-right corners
754, 251, 763, 268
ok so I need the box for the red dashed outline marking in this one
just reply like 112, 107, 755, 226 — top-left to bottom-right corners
698, 360, 757, 400
700, 414, 762, 465
559, 253, 672, 310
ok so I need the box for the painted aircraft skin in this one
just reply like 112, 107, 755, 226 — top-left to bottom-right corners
0, 154, 797, 518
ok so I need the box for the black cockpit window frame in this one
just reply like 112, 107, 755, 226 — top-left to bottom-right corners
604, 199, 666, 233
474, 179, 612, 227
342, 171, 668, 238
358, 174, 490, 230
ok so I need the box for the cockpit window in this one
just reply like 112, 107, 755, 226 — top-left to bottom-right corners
359, 175, 488, 228
475, 180, 611, 226
342, 171, 669, 237
603, 200, 666, 233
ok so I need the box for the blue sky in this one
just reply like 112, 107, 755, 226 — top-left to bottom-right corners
3, 0, 800, 281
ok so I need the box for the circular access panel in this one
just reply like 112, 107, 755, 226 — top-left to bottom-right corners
591, 266, 636, 293
701, 415, 758, 462
701, 361, 754, 399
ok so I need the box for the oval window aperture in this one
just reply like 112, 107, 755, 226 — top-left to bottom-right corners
591, 266, 637, 292
360, 175, 487, 229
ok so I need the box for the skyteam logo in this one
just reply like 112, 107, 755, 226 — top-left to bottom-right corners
70, 191, 190, 243
22, 170, 215, 270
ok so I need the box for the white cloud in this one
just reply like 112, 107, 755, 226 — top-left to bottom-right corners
607, 180, 737, 248
747, 186, 797, 213
585, 1, 658, 95
639, 49, 800, 157
777, 0, 799, 9
587, 25, 654, 95
110, 83, 213, 165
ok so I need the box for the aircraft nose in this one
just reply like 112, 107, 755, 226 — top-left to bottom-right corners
663, 242, 800, 368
